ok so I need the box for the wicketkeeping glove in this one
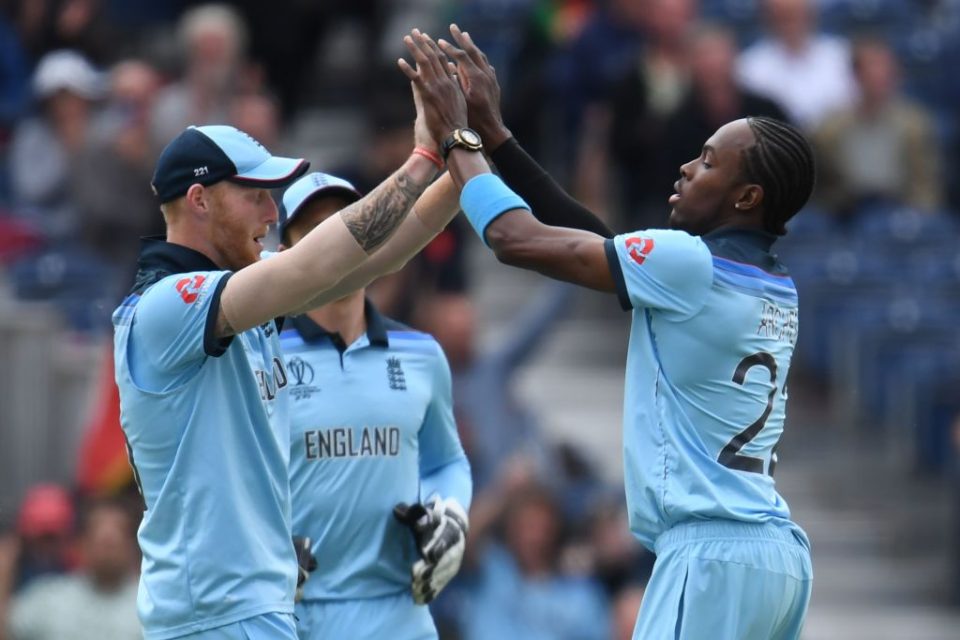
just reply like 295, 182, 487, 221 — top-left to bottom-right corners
393, 497, 469, 604
292, 536, 317, 602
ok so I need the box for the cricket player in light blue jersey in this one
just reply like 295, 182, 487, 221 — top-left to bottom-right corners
276, 172, 472, 640
112, 62, 471, 640
399, 27, 814, 640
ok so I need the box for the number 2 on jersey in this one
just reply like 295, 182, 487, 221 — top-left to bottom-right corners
718, 352, 782, 475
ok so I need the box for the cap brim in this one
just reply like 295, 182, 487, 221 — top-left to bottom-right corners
232, 156, 310, 188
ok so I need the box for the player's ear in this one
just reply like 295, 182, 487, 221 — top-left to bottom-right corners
185, 183, 210, 216
735, 183, 763, 212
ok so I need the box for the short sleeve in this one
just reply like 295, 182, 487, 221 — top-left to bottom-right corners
131, 270, 233, 374
604, 229, 713, 316
418, 343, 466, 474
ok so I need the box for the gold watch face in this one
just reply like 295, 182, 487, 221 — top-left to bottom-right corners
459, 128, 482, 148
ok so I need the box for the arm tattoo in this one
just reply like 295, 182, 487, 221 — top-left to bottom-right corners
340, 171, 427, 253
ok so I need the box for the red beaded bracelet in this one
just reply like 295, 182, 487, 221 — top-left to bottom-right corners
413, 146, 444, 171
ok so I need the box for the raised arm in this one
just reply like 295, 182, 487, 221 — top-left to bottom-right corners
443, 24, 615, 239
290, 172, 460, 313
217, 154, 435, 335
401, 31, 615, 293
214, 33, 466, 337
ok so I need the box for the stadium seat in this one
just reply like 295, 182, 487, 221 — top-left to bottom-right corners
9, 245, 121, 333
851, 205, 957, 242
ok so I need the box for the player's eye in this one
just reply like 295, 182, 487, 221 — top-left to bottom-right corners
702, 160, 712, 169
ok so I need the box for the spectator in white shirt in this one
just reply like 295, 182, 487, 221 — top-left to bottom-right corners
736, 0, 856, 129
2, 499, 141, 640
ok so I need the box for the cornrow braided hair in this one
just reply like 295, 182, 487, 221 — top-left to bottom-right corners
741, 117, 816, 235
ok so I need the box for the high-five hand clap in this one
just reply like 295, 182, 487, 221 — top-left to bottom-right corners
437, 24, 512, 152
398, 30, 468, 149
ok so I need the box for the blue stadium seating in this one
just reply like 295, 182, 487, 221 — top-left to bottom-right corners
9, 245, 120, 333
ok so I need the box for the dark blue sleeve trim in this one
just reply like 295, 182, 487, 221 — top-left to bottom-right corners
604, 239, 632, 311
203, 273, 235, 357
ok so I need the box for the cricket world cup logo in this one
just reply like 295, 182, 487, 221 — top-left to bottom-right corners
287, 356, 320, 400
288, 357, 314, 386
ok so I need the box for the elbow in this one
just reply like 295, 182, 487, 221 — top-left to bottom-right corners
486, 223, 526, 267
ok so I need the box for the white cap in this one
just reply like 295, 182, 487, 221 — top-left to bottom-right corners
32, 50, 106, 100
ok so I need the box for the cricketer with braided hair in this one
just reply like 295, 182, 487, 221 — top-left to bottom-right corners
401, 26, 816, 640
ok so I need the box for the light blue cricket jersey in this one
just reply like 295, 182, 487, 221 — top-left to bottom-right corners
281, 302, 471, 601
112, 239, 296, 639
603, 227, 798, 550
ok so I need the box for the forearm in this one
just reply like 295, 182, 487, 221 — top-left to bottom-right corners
421, 454, 473, 510
453, 169, 615, 292
293, 173, 459, 312
490, 138, 615, 238
220, 155, 436, 333
485, 212, 613, 291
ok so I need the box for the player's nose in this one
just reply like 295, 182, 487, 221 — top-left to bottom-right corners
264, 197, 279, 225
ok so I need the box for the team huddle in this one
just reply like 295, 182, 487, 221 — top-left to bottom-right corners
113, 25, 814, 640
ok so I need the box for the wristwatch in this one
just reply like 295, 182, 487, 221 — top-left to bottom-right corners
441, 128, 484, 159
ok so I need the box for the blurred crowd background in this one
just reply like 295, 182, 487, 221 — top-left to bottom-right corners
0, 0, 959, 638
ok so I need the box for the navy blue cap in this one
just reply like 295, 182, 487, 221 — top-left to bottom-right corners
151, 125, 309, 203
279, 172, 363, 237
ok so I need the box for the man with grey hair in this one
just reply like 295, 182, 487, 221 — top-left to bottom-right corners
151, 3, 249, 147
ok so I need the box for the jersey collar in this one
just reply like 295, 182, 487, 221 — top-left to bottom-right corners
702, 227, 787, 276
131, 236, 224, 294
290, 298, 389, 349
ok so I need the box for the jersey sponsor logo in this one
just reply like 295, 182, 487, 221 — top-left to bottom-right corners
255, 356, 289, 403
303, 426, 401, 459
625, 236, 655, 266
756, 300, 799, 346
175, 274, 206, 304
386, 357, 406, 391
287, 356, 321, 401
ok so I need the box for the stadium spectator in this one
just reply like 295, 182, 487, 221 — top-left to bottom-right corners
0, 498, 140, 640
606, 0, 699, 227
6, 0, 116, 65
458, 474, 610, 640
736, 0, 856, 129
228, 91, 282, 152
577, 501, 653, 596
653, 25, 789, 201
8, 49, 104, 241
553, 0, 647, 137
0, 10, 30, 143
150, 4, 257, 148
0, 485, 74, 595
952, 415, 960, 604
72, 59, 164, 288
418, 282, 574, 489
231, 0, 389, 115
812, 37, 943, 216
610, 585, 645, 640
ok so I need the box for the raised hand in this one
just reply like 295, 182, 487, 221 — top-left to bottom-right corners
410, 82, 437, 154
438, 24, 512, 150
398, 29, 468, 150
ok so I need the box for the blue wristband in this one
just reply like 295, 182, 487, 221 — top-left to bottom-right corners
459, 173, 530, 247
